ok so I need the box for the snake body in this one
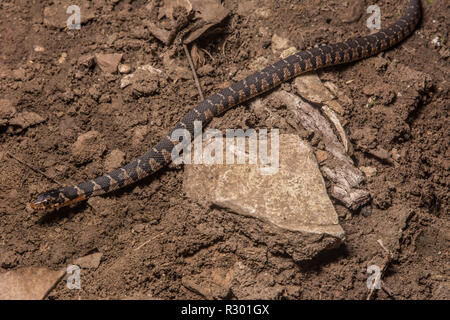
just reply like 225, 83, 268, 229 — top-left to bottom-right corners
30, 0, 422, 212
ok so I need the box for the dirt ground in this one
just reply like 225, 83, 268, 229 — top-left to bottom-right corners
0, 0, 448, 300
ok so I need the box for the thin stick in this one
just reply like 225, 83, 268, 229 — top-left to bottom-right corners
367, 239, 394, 300
183, 43, 204, 101
6, 151, 63, 186
134, 233, 163, 251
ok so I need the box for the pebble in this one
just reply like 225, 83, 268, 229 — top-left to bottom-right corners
132, 223, 146, 234
58, 52, 67, 64
118, 64, 131, 74
78, 54, 96, 68
315, 150, 329, 163
369, 147, 392, 163
73, 252, 103, 269
359, 166, 377, 178
294, 74, 335, 103
120, 64, 162, 91
33, 45, 45, 52
271, 34, 291, 52
95, 53, 123, 74
391, 148, 401, 161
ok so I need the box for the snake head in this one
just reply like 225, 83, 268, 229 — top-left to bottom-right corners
29, 189, 65, 212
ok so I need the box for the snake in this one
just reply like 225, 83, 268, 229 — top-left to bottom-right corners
30, 0, 422, 212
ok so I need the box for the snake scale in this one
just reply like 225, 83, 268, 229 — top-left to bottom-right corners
30, 0, 422, 212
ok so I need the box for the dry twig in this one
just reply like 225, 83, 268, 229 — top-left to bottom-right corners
366, 239, 394, 300
134, 233, 163, 251
183, 43, 204, 101
6, 152, 62, 186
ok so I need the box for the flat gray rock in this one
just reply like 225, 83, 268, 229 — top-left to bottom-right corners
73, 252, 103, 269
184, 134, 344, 239
0, 267, 65, 300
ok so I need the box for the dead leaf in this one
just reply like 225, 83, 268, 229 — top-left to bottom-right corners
183, 0, 229, 44
158, 0, 193, 20
149, 0, 229, 45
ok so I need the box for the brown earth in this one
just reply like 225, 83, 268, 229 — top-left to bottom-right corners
0, 0, 448, 300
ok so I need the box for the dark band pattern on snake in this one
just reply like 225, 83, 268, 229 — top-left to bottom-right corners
30, 0, 422, 212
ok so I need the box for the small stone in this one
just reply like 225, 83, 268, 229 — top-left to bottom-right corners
255, 8, 271, 19
132, 223, 146, 233
73, 252, 103, 269
120, 64, 163, 95
271, 34, 290, 52
104, 149, 125, 171
294, 74, 335, 103
340, 1, 362, 23
326, 99, 346, 115
59, 116, 79, 137
431, 36, 441, 48
236, 2, 257, 16
99, 94, 111, 104
118, 64, 131, 74
391, 148, 401, 161
78, 54, 96, 68
33, 45, 45, 52
369, 147, 392, 163
359, 166, 377, 177
58, 52, 67, 64
95, 53, 123, 74
315, 150, 329, 163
